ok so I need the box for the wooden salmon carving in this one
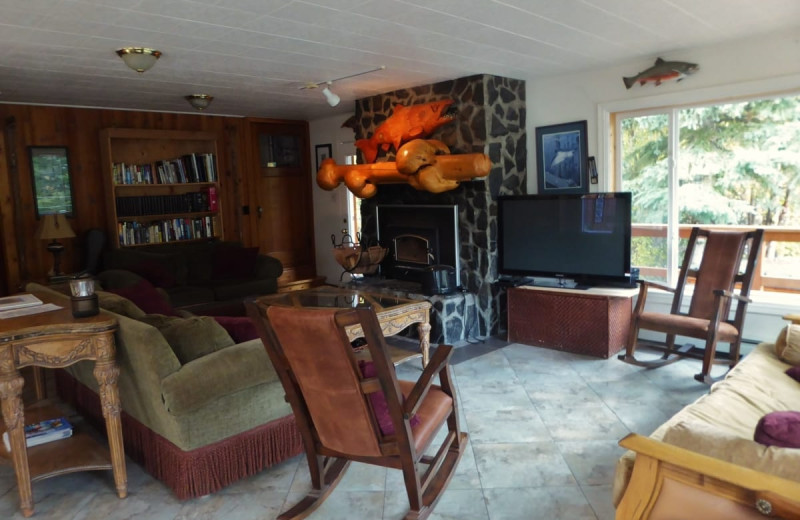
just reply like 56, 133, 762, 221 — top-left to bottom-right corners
355, 100, 457, 163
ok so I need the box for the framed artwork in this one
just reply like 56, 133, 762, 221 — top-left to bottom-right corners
29, 146, 74, 217
315, 143, 332, 172
535, 120, 588, 194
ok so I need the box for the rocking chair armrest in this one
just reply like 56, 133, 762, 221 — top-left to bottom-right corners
404, 344, 453, 417
640, 280, 676, 294
713, 289, 752, 304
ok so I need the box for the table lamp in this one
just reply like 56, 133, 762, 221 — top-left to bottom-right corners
35, 213, 76, 277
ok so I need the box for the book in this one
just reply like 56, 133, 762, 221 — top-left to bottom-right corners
3, 416, 73, 451
0, 294, 42, 311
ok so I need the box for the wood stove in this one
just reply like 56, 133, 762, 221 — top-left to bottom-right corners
376, 204, 461, 287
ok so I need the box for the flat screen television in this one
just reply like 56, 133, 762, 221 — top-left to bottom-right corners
497, 192, 632, 287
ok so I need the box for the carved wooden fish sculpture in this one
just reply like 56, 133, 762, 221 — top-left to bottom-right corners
623, 58, 698, 89
355, 100, 457, 163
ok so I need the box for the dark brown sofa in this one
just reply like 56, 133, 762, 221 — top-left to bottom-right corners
101, 240, 282, 308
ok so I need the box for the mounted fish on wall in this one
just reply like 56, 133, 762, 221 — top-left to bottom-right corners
623, 57, 699, 89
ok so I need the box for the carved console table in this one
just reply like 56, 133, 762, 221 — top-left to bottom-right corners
0, 291, 127, 517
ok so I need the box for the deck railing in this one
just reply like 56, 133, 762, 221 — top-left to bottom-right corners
632, 224, 800, 292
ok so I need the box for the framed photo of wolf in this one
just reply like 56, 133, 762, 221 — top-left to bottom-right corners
535, 120, 589, 194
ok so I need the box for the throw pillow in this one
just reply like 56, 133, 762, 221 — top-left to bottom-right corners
128, 259, 177, 288
754, 411, 800, 448
96, 290, 146, 319
359, 360, 420, 436
775, 324, 800, 365
211, 316, 259, 344
212, 246, 259, 279
139, 314, 235, 364
108, 280, 177, 316
787, 365, 800, 382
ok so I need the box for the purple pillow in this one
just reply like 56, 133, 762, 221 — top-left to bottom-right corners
787, 365, 800, 383
359, 361, 420, 436
754, 411, 800, 448
109, 280, 177, 316
212, 247, 259, 279
212, 316, 259, 343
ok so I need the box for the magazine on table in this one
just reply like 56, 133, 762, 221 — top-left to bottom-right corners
0, 294, 42, 311
2, 417, 73, 451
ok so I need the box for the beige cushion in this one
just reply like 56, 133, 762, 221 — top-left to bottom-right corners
662, 420, 800, 482
138, 314, 235, 364
776, 324, 800, 365
96, 290, 146, 319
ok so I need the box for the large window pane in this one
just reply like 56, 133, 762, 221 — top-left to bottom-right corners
619, 113, 669, 282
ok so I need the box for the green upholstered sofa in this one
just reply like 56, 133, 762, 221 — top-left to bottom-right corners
100, 240, 283, 308
29, 283, 303, 500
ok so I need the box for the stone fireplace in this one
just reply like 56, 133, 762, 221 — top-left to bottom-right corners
354, 74, 527, 343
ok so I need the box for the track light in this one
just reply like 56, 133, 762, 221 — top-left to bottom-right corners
299, 65, 385, 108
322, 83, 340, 107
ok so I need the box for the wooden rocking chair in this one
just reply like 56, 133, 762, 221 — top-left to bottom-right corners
618, 227, 764, 384
246, 301, 468, 520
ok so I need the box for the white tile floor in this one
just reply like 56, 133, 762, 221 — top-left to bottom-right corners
0, 338, 714, 520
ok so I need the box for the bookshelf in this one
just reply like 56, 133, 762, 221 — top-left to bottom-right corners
100, 128, 224, 248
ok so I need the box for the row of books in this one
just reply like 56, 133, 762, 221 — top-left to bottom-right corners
2, 417, 72, 452
116, 192, 214, 217
113, 153, 217, 185
118, 217, 215, 246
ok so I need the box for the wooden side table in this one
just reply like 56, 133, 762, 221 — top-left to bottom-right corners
0, 291, 127, 517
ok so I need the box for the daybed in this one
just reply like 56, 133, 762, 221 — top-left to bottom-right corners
29, 282, 303, 500
101, 240, 283, 308
613, 326, 800, 517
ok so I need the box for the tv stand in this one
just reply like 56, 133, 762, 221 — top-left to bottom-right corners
506, 285, 638, 358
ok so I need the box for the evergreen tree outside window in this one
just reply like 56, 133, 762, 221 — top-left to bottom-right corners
616, 93, 800, 291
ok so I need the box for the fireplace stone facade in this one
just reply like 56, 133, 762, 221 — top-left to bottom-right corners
354, 74, 526, 342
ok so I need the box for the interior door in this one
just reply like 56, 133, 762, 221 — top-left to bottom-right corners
248, 120, 316, 284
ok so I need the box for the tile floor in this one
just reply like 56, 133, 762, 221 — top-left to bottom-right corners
0, 338, 715, 520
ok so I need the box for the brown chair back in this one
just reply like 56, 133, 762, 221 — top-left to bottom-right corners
262, 305, 382, 457
673, 228, 762, 320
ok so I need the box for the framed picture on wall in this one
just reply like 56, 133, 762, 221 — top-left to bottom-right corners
29, 146, 75, 217
315, 144, 332, 172
535, 120, 588, 194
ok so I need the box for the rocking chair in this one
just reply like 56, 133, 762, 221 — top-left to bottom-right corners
246, 301, 468, 520
618, 227, 764, 384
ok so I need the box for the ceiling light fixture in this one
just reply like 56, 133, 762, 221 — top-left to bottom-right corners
185, 94, 214, 111
321, 83, 340, 107
116, 47, 162, 73
300, 65, 385, 107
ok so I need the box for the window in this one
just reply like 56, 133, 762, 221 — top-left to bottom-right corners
616, 94, 800, 291
29, 146, 74, 217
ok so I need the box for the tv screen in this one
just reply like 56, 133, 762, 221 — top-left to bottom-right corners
498, 192, 631, 285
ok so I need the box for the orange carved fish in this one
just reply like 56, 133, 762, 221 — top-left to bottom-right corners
355, 100, 457, 163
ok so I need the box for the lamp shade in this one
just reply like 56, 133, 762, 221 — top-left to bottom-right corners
35, 214, 75, 241
116, 47, 162, 73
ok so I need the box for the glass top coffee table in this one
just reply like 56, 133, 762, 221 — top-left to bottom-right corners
255, 286, 432, 367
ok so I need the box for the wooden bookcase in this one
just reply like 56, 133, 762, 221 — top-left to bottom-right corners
99, 128, 224, 248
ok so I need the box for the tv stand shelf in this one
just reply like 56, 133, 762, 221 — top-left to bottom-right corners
507, 285, 638, 358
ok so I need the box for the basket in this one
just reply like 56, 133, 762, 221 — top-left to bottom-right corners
332, 245, 388, 274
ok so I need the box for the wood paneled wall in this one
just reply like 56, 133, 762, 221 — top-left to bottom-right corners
0, 104, 253, 294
